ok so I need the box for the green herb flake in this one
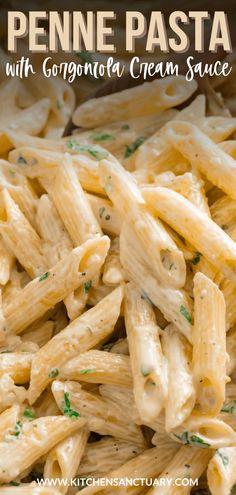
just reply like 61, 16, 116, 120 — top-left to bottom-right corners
79, 50, 93, 64
39, 272, 50, 282
189, 434, 210, 448
0, 350, 12, 354
121, 124, 130, 130
66, 139, 108, 160
180, 305, 193, 325
124, 137, 146, 159
12, 420, 23, 437
231, 484, 236, 494
174, 432, 210, 448
9, 168, 15, 177
62, 392, 80, 419
48, 368, 59, 379
141, 366, 151, 377
217, 450, 229, 466
10, 481, 20, 486
169, 263, 174, 270
192, 252, 202, 265
99, 207, 105, 218
221, 400, 236, 415
84, 280, 92, 293
79, 368, 96, 375
91, 132, 114, 142
23, 409, 35, 420
17, 155, 27, 165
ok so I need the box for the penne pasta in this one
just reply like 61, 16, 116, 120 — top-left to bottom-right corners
143, 187, 236, 284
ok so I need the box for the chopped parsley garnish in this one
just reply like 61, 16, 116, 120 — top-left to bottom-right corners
124, 137, 145, 159
39, 272, 50, 282
84, 280, 92, 293
23, 409, 35, 420
221, 400, 236, 415
180, 305, 193, 325
174, 432, 210, 448
48, 368, 59, 379
9, 168, 15, 176
10, 481, 20, 486
79, 368, 96, 375
99, 207, 106, 218
141, 366, 151, 377
79, 50, 93, 64
91, 132, 114, 142
62, 392, 80, 418
121, 124, 130, 130
169, 263, 174, 270
17, 155, 27, 165
66, 139, 108, 160
231, 484, 236, 494
217, 450, 229, 466
0, 350, 12, 354
192, 252, 202, 265
12, 420, 23, 437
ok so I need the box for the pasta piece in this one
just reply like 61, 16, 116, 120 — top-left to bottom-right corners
102, 237, 124, 285
21, 321, 54, 348
79, 444, 179, 495
152, 171, 210, 216
0, 237, 14, 285
61, 350, 132, 388
77, 437, 143, 477
193, 272, 227, 415
164, 121, 236, 200
0, 189, 45, 278
0, 486, 62, 495
120, 219, 193, 342
52, 380, 144, 446
44, 154, 102, 246
124, 282, 167, 422
171, 414, 236, 449
146, 445, 212, 495
8, 148, 103, 195
0, 404, 21, 441
0, 374, 27, 413
36, 194, 73, 266
28, 285, 123, 404
0, 415, 86, 483
131, 94, 205, 170
227, 326, 236, 376
162, 324, 195, 431
207, 447, 236, 495
72, 76, 197, 128
143, 187, 236, 284
0, 98, 51, 152
0, 352, 32, 384
86, 193, 121, 236
5, 236, 110, 335
99, 158, 186, 289
44, 429, 89, 495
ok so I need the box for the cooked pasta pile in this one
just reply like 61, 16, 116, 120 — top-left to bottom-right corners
1, 70, 236, 495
